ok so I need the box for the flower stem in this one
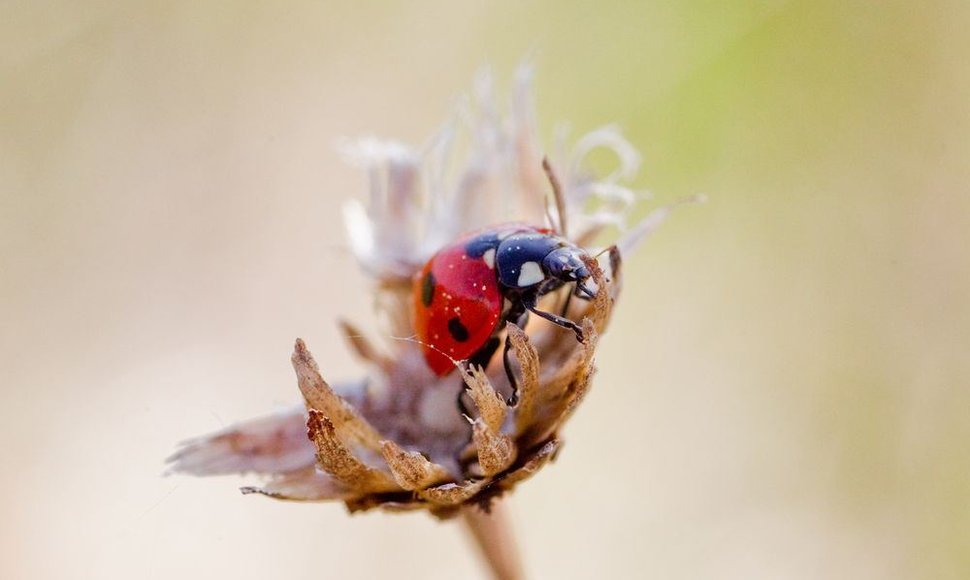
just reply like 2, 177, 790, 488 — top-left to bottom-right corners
460, 501, 524, 580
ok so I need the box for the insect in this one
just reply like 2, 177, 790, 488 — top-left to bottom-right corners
412, 160, 609, 409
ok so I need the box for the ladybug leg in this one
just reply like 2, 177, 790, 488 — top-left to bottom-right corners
456, 382, 473, 419
502, 328, 520, 406
524, 295, 585, 343
576, 281, 596, 300
501, 304, 529, 406
502, 311, 533, 407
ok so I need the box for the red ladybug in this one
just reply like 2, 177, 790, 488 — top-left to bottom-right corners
412, 222, 596, 405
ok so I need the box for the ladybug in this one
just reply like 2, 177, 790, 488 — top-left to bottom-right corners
412, 222, 596, 406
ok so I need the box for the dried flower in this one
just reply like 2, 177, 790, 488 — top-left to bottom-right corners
167, 65, 683, 518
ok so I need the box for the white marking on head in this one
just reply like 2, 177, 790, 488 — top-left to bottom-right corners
517, 261, 544, 287
482, 248, 496, 269
497, 230, 514, 240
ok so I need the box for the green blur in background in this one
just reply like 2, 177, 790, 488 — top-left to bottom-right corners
2, 1, 968, 579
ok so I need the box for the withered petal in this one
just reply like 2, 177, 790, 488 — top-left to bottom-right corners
516, 319, 599, 449
293, 339, 384, 451
549, 323, 598, 429
380, 440, 452, 491
505, 324, 540, 435
166, 406, 314, 476
460, 364, 507, 433
307, 410, 400, 493
582, 255, 613, 334
418, 479, 488, 506
472, 420, 517, 477
498, 439, 560, 490
240, 467, 351, 501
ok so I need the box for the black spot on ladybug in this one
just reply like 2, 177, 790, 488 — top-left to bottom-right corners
447, 317, 470, 342
421, 271, 436, 306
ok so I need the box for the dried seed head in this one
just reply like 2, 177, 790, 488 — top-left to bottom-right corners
167, 65, 686, 516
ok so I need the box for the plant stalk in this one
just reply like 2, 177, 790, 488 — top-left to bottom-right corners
460, 501, 524, 580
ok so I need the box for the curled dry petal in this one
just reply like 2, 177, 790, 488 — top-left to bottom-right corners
460, 364, 507, 433
545, 320, 599, 432
240, 467, 350, 502
306, 411, 399, 493
380, 440, 451, 491
471, 420, 517, 477
496, 439, 561, 491
506, 324, 540, 435
418, 480, 488, 507
293, 339, 383, 452
166, 406, 313, 476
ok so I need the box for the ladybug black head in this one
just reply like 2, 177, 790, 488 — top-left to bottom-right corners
542, 246, 590, 284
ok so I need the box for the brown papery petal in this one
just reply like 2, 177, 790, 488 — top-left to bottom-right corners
460, 364, 507, 433
306, 411, 400, 493
498, 439, 561, 491
418, 480, 487, 506
472, 419, 517, 477
380, 440, 453, 491
506, 324, 540, 435
240, 466, 351, 501
293, 339, 384, 452
165, 406, 314, 476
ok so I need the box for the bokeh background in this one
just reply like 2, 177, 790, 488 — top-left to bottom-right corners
3, 1, 968, 578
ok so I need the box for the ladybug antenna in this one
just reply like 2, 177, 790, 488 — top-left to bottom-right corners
542, 157, 568, 236
593, 244, 621, 277
593, 246, 611, 258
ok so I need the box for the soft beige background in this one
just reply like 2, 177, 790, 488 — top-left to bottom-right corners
3, 1, 968, 579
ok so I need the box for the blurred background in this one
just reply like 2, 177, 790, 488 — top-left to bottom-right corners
2, 1, 968, 578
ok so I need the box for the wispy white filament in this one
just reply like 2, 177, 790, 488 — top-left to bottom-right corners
338, 64, 649, 280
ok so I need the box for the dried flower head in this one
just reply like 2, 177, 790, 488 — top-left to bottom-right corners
167, 65, 684, 518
